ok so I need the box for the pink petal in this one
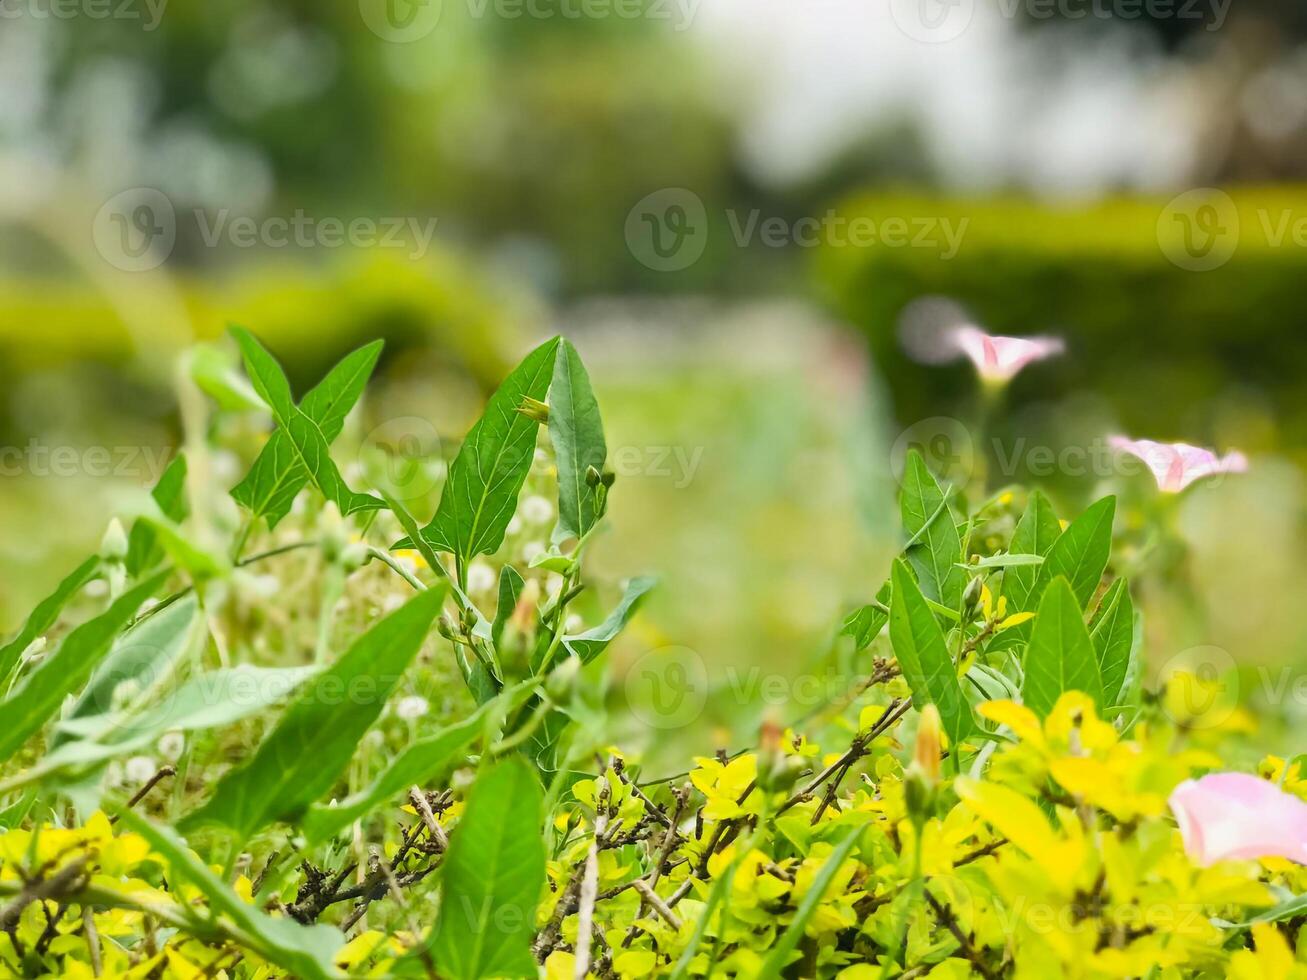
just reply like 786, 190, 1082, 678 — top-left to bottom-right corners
1110, 436, 1247, 493
949, 326, 1063, 383
1169, 773, 1307, 866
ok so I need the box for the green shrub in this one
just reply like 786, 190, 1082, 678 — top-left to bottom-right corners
0, 330, 1301, 979
813, 189, 1307, 453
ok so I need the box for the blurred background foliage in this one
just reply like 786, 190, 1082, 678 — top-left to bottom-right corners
3, 0, 1307, 752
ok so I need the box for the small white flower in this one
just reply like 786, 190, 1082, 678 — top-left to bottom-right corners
522, 541, 545, 563
157, 731, 186, 762
396, 695, 430, 721
564, 614, 583, 634
506, 515, 523, 536
521, 495, 554, 524
466, 561, 496, 595
364, 729, 386, 749
124, 756, 158, 784
85, 579, 109, 598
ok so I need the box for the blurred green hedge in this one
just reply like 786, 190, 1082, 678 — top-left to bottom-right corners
813, 189, 1307, 455
0, 248, 529, 438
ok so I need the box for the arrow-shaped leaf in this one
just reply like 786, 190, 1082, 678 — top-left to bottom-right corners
888, 559, 973, 747
1089, 578, 1134, 705
399, 337, 560, 561
232, 340, 383, 528
900, 450, 966, 612
1021, 576, 1103, 716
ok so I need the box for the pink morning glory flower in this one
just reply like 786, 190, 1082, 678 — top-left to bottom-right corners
1110, 437, 1248, 493
947, 326, 1064, 385
1169, 773, 1307, 866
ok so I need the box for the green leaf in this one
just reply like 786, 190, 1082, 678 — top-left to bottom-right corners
492, 565, 526, 650
188, 342, 266, 413
900, 450, 966, 611
182, 586, 444, 838
1021, 577, 1103, 716
841, 604, 887, 652
548, 338, 607, 543
1089, 579, 1134, 705
27, 667, 317, 786
0, 573, 165, 762
558, 575, 657, 667
56, 595, 199, 747
133, 514, 228, 581
1032, 496, 1115, 609
301, 682, 535, 844
230, 326, 382, 518
401, 337, 560, 561
0, 555, 100, 686
116, 811, 343, 980
126, 454, 189, 576
427, 756, 545, 980
888, 559, 973, 747
756, 824, 864, 980
1001, 490, 1061, 613
232, 340, 383, 528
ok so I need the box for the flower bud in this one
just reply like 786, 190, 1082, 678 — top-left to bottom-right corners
545, 656, 581, 703
962, 576, 983, 618
516, 396, 550, 424
912, 704, 943, 785
100, 518, 129, 562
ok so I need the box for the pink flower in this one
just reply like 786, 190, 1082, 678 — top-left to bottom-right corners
1169, 773, 1307, 866
946, 326, 1064, 384
1110, 436, 1248, 493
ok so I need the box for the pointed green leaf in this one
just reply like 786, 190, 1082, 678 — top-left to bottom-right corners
1021, 577, 1103, 716
492, 565, 526, 650
182, 586, 444, 837
230, 327, 382, 518
888, 559, 972, 747
30, 666, 316, 786
427, 757, 544, 980
1090, 579, 1134, 705
232, 340, 383, 528
402, 337, 560, 561
548, 338, 607, 543
116, 811, 343, 980
1033, 496, 1115, 609
0, 555, 100, 686
56, 595, 199, 747
301, 681, 535, 844
558, 575, 657, 667
840, 580, 891, 652
126, 454, 189, 576
900, 450, 965, 611
0, 573, 165, 762
1001, 490, 1061, 613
